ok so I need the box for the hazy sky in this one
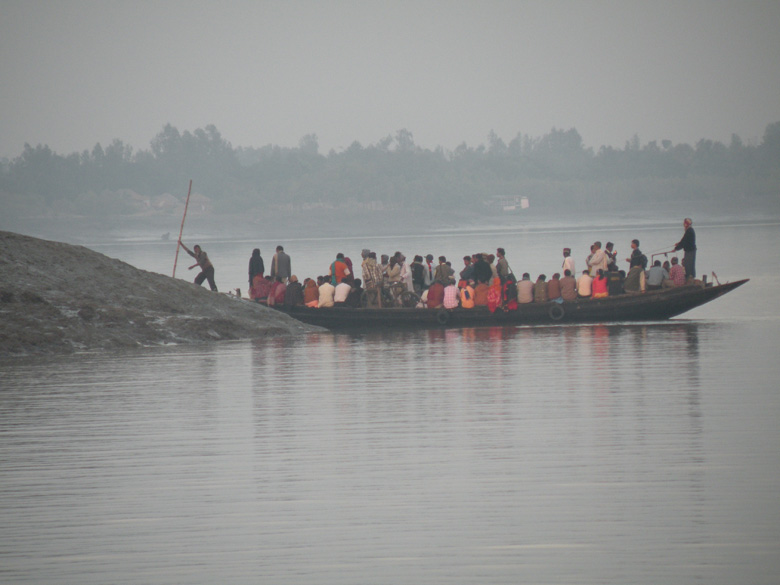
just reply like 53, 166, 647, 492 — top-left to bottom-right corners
2, 0, 779, 159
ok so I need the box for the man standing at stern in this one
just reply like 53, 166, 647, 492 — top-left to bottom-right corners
673, 218, 697, 280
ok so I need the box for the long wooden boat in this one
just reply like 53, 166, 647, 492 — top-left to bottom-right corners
271, 279, 748, 331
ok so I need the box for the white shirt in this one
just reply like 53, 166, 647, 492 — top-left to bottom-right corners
587, 249, 608, 274
334, 282, 351, 303
577, 274, 593, 296
318, 283, 335, 307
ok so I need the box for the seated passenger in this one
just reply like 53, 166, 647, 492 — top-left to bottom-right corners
577, 270, 593, 298
533, 274, 548, 303
427, 281, 445, 309
592, 269, 608, 298
487, 278, 502, 312
303, 278, 319, 308
503, 279, 518, 310
668, 256, 686, 286
547, 273, 562, 300
267, 277, 286, 306
443, 281, 459, 309
459, 280, 475, 309
385, 257, 401, 283
473, 281, 490, 306
560, 269, 577, 301
646, 260, 668, 290
334, 279, 351, 305
517, 273, 534, 304
346, 278, 363, 308
252, 274, 272, 304
283, 275, 304, 307
318, 276, 336, 308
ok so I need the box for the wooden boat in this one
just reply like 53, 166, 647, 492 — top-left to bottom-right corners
271, 279, 748, 331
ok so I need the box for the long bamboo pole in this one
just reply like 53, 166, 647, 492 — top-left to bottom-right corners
172, 179, 193, 278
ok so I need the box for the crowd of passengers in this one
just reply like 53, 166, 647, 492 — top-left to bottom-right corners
248, 236, 696, 311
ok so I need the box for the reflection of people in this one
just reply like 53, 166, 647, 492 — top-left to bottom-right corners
673, 218, 697, 280
179, 241, 217, 291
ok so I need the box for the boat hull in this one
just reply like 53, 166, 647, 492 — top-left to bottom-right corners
271, 279, 748, 331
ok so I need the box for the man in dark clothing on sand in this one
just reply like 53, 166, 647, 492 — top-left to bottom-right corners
180, 241, 218, 291
673, 218, 697, 280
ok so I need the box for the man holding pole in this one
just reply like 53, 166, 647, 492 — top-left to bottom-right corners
673, 217, 697, 280
179, 241, 218, 291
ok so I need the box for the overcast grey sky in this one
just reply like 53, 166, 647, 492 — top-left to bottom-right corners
2, 0, 779, 159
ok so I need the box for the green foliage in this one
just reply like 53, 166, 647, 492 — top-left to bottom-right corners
1, 122, 779, 216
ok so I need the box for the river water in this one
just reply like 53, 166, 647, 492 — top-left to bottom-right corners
1, 219, 779, 584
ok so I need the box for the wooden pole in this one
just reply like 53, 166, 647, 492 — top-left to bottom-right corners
172, 179, 193, 278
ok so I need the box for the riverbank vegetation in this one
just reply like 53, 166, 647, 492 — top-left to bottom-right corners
2, 122, 778, 219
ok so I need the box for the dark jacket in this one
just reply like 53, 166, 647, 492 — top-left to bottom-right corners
674, 227, 697, 252
249, 250, 264, 287
283, 281, 304, 307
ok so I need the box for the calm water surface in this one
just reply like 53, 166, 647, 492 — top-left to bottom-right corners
1, 221, 779, 584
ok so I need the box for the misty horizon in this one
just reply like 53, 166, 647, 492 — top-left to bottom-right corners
2, 119, 777, 162
2, 1, 779, 160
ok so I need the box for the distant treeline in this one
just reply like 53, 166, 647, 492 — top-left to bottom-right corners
1, 122, 779, 215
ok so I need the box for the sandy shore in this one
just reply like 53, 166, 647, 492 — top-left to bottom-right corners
0, 230, 321, 357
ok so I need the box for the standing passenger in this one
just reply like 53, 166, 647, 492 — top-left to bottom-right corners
362, 252, 384, 307
410, 255, 426, 294
587, 241, 608, 275
496, 248, 510, 284
329, 252, 351, 285
605, 242, 618, 271
249, 248, 264, 291
626, 239, 647, 270
460, 256, 475, 282
270, 245, 291, 283
673, 218, 697, 280
562, 247, 575, 276
434, 256, 455, 284
473, 253, 492, 284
